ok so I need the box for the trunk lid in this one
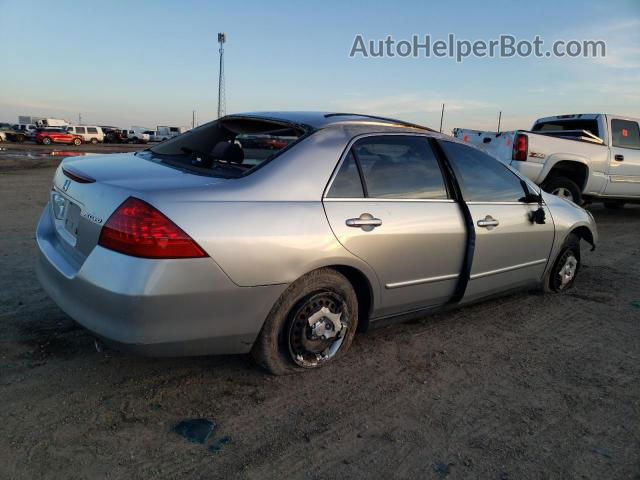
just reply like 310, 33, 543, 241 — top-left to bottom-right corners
48, 151, 224, 267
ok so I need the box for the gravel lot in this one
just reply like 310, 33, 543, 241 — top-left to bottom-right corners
1, 155, 639, 479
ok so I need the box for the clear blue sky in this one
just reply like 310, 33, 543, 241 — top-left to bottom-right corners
0, 0, 638, 132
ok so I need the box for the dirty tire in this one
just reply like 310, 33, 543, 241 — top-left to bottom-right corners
545, 233, 581, 293
544, 176, 583, 205
604, 200, 625, 209
251, 268, 358, 375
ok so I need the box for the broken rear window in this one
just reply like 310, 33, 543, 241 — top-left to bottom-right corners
146, 117, 309, 178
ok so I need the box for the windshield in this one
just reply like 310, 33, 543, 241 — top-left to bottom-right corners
147, 116, 308, 178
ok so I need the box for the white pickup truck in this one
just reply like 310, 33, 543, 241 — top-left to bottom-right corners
453, 113, 640, 207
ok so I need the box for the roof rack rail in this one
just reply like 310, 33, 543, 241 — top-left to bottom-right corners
324, 113, 435, 132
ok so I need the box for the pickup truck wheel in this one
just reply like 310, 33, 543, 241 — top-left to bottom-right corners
545, 233, 581, 293
41, 137, 52, 145
251, 268, 358, 375
544, 176, 582, 205
603, 200, 625, 209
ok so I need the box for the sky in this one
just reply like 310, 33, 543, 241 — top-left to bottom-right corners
0, 0, 638, 132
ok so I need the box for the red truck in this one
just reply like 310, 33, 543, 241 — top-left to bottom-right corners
35, 129, 83, 146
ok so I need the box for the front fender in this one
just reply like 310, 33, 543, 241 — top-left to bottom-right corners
543, 191, 598, 268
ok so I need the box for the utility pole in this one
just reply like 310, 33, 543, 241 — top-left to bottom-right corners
497, 111, 502, 133
192, 110, 196, 129
78, 113, 82, 125
439, 104, 445, 133
217, 32, 226, 118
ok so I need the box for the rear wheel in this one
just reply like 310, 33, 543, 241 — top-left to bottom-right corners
41, 137, 52, 145
544, 176, 582, 205
251, 268, 358, 375
90, 138, 98, 144
545, 233, 581, 293
73, 138, 82, 146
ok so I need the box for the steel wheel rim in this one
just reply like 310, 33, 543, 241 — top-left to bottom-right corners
558, 254, 578, 288
552, 187, 574, 201
287, 291, 349, 368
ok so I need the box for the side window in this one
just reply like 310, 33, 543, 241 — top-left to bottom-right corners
611, 119, 640, 150
440, 141, 526, 202
353, 136, 448, 199
76, 127, 86, 134
87, 127, 98, 134
327, 151, 364, 198
67, 127, 74, 132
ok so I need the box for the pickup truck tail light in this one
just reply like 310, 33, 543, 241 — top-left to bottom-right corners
512, 133, 528, 161
98, 197, 208, 259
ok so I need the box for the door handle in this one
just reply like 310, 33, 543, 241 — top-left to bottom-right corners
346, 213, 382, 231
614, 154, 624, 162
477, 215, 499, 230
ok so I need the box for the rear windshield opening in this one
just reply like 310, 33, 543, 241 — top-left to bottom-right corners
147, 117, 308, 178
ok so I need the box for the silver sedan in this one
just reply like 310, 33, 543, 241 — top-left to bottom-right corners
36, 112, 597, 374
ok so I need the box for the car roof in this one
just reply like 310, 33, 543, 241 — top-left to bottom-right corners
227, 111, 438, 132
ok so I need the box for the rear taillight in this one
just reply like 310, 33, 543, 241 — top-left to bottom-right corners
98, 197, 207, 259
512, 133, 528, 161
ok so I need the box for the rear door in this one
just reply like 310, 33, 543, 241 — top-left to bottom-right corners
604, 118, 640, 197
438, 140, 555, 302
323, 134, 467, 318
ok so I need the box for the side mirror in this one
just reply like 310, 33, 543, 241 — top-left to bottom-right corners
521, 180, 546, 224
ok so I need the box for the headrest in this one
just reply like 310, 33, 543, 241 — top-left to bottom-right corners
211, 141, 244, 164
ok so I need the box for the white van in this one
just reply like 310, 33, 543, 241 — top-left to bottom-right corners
66, 125, 104, 144
36, 118, 69, 128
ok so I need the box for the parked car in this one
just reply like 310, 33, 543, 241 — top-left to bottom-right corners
66, 125, 104, 144
154, 125, 185, 141
36, 112, 597, 375
453, 113, 640, 207
237, 134, 296, 150
103, 128, 126, 144
123, 128, 150, 144
11, 123, 38, 139
35, 128, 83, 145
4, 127, 29, 143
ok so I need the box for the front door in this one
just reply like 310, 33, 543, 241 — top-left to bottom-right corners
323, 135, 467, 318
604, 118, 640, 197
438, 140, 555, 302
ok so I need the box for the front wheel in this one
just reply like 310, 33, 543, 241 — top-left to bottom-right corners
545, 233, 581, 293
544, 176, 583, 205
72, 138, 82, 146
41, 137, 52, 145
251, 268, 358, 375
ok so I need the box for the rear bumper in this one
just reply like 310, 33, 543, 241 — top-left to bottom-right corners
35, 207, 287, 355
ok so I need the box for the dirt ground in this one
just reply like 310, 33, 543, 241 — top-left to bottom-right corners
1, 158, 639, 480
